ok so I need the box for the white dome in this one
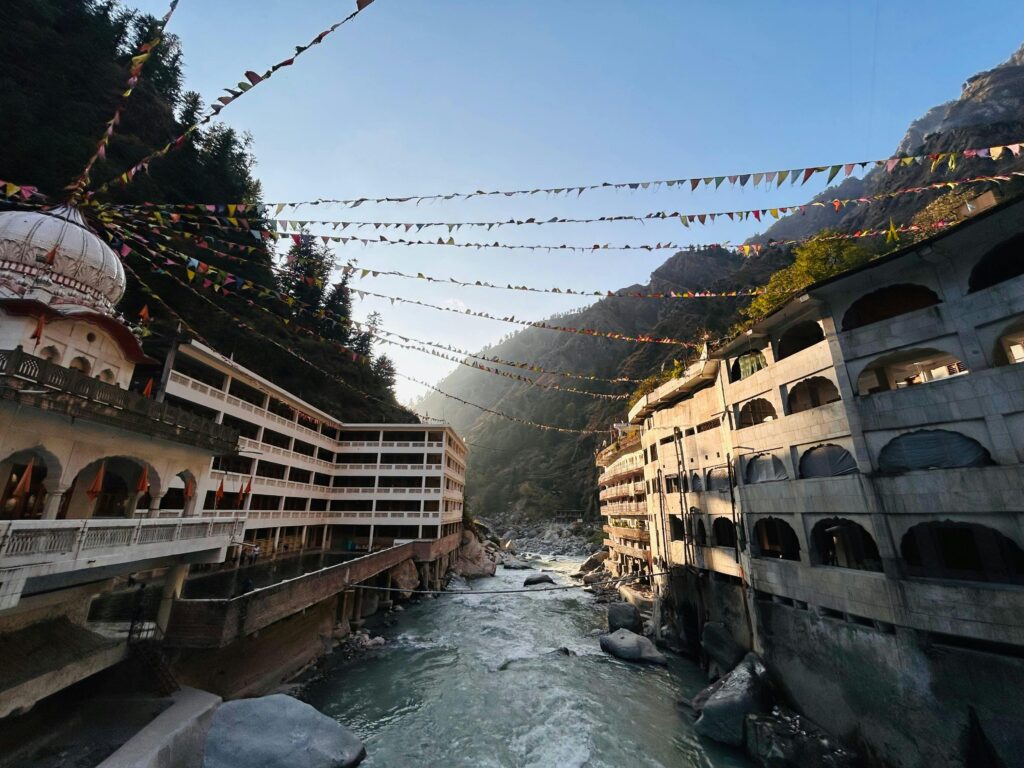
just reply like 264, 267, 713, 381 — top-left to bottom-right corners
0, 206, 126, 314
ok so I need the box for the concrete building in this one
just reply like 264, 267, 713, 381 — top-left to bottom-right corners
596, 429, 651, 578
611, 195, 1024, 767
0, 206, 466, 717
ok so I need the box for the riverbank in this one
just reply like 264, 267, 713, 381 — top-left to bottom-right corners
299, 558, 751, 767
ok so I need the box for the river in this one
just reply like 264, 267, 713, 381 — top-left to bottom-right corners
302, 557, 752, 768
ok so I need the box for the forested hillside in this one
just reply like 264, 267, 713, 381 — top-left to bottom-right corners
0, 0, 408, 422
417, 42, 1024, 525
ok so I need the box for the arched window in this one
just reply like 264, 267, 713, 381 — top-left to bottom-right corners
737, 398, 777, 428
968, 233, 1024, 293
68, 356, 91, 376
901, 521, 1024, 584
841, 284, 941, 332
98, 368, 116, 384
39, 345, 60, 363
787, 376, 841, 414
877, 430, 993, 473
705, 466, 732, 492
712, 517, 737, 549
811, 518, 882, 571
776, 321, 825, 360
745, 454, 788, 484
993, 316, 1024, 367
730, 350, 767, 382
799, 444, 859, 478
696, 519, 708, 547
690, 472, 703, 492
0, 450, 51, 521
855, 348, 968, 395
751, 517, 801, 561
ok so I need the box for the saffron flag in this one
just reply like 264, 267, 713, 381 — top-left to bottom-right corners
86, 462, 106, 500
136, 464, 149, 493
184, 476, 195, 499
11, 459, 34, 498
214, 478, 224, 508
142, 378, 154, 398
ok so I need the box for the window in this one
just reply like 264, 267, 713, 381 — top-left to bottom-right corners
841, 284, 940, 332
288, 468, 312, 484
222, 414, 260, 440
309, 498, 328, 512
776, 321, 824, 360
321, 425, 339, 440
283, 497, 308, 511
255, 460, 287, 480
249, 494, 281, 511
690, 472, 704, 492
752, 517, 801, 561
317, 447, 335, 463
342, 430, 381, 442
649, 443, 658, 462
423, 500, 440, 512
292, 439, 315, 458
712, 518, 737, 548
737, 398, 777, 428
696, 418, 721, 433
332, 475, 375, 488
228, 378, 265, 407
262, 429, 291, 450
787, 377, 841, 414
375, 500, 421, 512
730, 350, 767, 382
313, 472, 331, 487
799, 445, 859, 478
669, 515, 686, 542
267, 397, 295, 420
968, 233, 1024, 293
745, 454, 788, 484
173, 355, 226, 389
856, 348, 968, 395
810, 518, 882, 571
212, 455, 253, 474
165, 394, 219, 421
901, 522, 1024, 584
705, 467, 732, 492
877, 430, 993, 473
331, 499, 372, 512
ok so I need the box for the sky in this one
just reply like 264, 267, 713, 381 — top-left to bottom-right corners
128, 0, 1024, 405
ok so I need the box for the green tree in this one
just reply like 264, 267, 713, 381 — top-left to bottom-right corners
322, 273, 353, 344
743, 232, 871, 323
278, 232, 332, 316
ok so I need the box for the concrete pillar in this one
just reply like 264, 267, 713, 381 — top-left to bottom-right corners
41, 488, 68, 520
156, 563, 189, 633
147, 493, 166, 520
367, 525, 375, 552
299, 526, 308, 551
272, 527, 281, 559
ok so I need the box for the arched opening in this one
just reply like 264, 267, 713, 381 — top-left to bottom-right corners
841, 284, 941, 332
68, 356, 91, 376
811, 518, 882, 571
97, 368, 116, 384
787, 376, 841, 415
705, 466, 732, 492
799, 444, 859, 478
855, 348, 968, 395
877, 429, 994, 473
968, 233, 1024, 293
730, 350, 767, 382
159, 471, 196, 516
993, 316, 1024, 367
745, 453, 788, 484
39, 345, 61, 363
61, 457, 153, 519
901, 521, 1024, 584
0, 450, 51, 520
776, 321, 825, 360
737, 398, 777, 428
695, 519, 708, 547
690, 472, 704, 492
712, 517, 737, 549
751, 517, 801, 561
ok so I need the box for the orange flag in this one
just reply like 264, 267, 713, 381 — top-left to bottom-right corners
142, 378, 154, 398
30, 315, 45, 341
11, 459, 34, 498
183, 476, 195, 499
135, 464, 149, 493
235, 476, 252, 507
138, 305, 151, 322
86, 462, 106, 500
214, 478, 224, 508
44, 246, 58, 265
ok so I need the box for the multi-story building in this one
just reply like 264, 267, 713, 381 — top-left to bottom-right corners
610, 194, 1024, 767
0, 206, 467, 717
596, 429, 650, 578
161, 340, 467, 557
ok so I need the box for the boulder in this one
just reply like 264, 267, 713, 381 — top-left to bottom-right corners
701, 621, 745, 672
598, 628, 667, 666
694, 653, 773, 746
523, 574, 555, 586
745, 708, 858, 768
389, 559, 420, 598
578, 550, 609, 573
203, 694, 365, 768
455, 529, 497, 578
500, 554, 533, 570
607, 602, 643, 634
582, 570, 607, 585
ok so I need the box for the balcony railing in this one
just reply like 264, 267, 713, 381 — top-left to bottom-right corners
2, 348, 238, 453
0, 517, 244, 563
600, 501, 648, 517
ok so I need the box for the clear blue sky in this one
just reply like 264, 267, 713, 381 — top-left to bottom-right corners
129, 0, 1024, 404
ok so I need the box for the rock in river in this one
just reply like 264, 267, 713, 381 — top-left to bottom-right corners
599, 628, 667, 665
577, 550, 609, 573
524, 573, 555, 586
694, 653, 772, 747
203, 694, 365, 768
607, 602, 642, 634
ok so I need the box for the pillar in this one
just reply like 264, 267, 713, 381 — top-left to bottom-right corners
367, 525, 375, 552
300, 526, 308, 551
272, 526, 281, 559
147, 493, 166, 520
41, 487, 68, 520
156, 563, 189, 633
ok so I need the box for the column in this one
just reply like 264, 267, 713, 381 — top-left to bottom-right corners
147, 493, 166, 520
272, 526, 281, 559
41, 487, 69, 520
367, 524, 374, 552
156, 563, 189, 633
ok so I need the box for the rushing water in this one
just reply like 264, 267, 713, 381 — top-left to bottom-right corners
303, 557, 752, 768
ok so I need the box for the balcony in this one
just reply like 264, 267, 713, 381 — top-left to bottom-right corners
603, 524, 651, 543
3, 348, 238, 453
600, 500, 648, 517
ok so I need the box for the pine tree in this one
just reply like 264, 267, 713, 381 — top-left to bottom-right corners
278, 232, 332, 316
322, 273, 353, 344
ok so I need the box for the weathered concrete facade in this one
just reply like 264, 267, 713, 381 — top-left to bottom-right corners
613, 197, 1024, 767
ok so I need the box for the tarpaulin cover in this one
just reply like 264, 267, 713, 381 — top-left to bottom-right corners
878, 430, 992, 473
745, 454, 789, 484
799, 444, 860, 478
